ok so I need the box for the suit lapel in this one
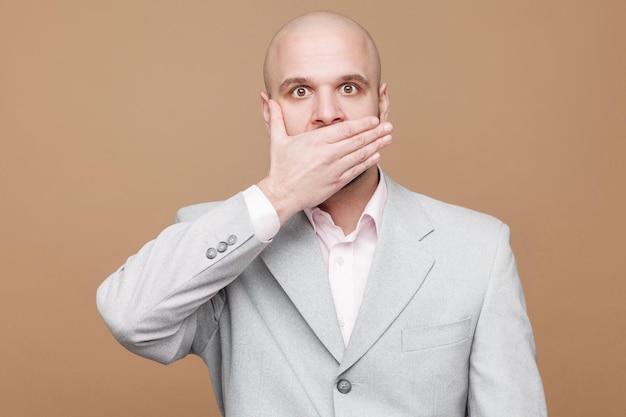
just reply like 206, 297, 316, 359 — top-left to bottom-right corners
260, 212, 346, 363
338, 177, 436, 374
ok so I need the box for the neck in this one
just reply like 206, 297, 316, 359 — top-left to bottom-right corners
318, 167, 379, 235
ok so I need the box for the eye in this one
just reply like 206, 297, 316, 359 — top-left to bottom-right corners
339, 83, 358, 95
291, 86, 311, 98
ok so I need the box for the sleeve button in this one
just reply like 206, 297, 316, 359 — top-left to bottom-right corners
206, 248, 217, 259
217, 241, 228, 253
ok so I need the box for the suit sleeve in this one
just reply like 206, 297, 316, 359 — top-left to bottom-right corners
467, 224, 548, 416
96, 193, 268, 364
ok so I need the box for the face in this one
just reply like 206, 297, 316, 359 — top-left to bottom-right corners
262, 28, 388, 135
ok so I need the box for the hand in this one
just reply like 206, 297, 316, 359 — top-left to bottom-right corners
257, 99, 393, 224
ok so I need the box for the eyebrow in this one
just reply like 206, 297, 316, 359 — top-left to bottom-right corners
338, 74, 371, 88
278, 77, 312, 94
278, 74, 371, 95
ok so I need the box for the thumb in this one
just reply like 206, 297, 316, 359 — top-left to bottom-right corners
268, 99, 288, 139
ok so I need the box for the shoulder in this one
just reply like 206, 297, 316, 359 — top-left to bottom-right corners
417, 192, 504, 232
385, 174, 506, 241
174, 193, 249, 224
175, 201, 223, 223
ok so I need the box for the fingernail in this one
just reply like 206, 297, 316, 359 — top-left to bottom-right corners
383, 134, 392, 144
384, 122, 393, 133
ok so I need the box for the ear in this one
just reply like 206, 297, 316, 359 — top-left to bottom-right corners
378, 82, 389, 122
260, 92, 271, 133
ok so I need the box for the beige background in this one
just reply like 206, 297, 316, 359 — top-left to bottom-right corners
1, 0, 624, 416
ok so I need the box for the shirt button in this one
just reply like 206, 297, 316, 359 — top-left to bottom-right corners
217, 241, 228, 252
335, 256, 344, 266
338, 319, 345, 328
337, 379, 352, 394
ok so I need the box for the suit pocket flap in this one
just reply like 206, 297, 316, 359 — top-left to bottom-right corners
402, 318, 471, 352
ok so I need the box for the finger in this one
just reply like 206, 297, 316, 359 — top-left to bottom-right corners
339, 151, 382, 185
337, 133, 392, 179
268, 99, 288, 139
316, 116, 380, 143
333, 121, 393, 157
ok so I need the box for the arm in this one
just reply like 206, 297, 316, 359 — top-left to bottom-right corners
467, 224, 547, 416
96, 193, 266, 364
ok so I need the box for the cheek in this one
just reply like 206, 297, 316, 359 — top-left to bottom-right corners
342, 96, 380, 119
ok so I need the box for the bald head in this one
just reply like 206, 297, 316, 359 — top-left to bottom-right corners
263, 11, 382, 95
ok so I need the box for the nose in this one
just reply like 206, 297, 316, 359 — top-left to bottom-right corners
312, 90, 345, 127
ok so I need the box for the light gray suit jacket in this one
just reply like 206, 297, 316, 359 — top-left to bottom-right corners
97, 175, 547, 417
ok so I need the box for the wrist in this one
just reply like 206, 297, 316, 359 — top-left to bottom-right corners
256, 177, 300, 225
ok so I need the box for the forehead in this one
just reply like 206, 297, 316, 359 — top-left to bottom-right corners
269, 28, 376, 89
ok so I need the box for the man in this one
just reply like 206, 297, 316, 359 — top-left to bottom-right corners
97, 11, 547, 417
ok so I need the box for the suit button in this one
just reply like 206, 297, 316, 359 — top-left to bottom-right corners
337, 379, 352, 394
217, 241, 228, 252
206, 248, 217, 259
227, 235, 237, 245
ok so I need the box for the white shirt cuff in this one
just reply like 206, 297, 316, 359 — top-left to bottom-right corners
242, 185, 280, 242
